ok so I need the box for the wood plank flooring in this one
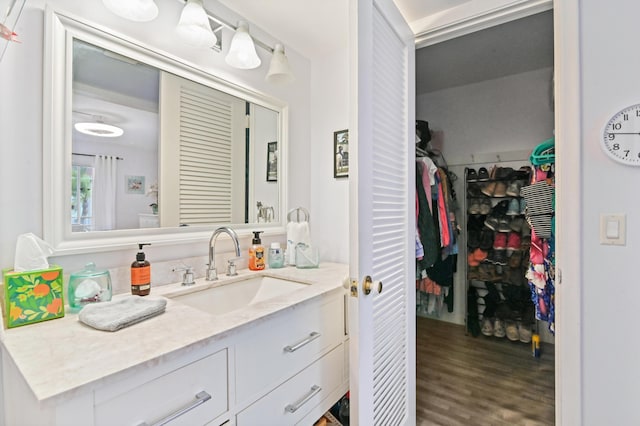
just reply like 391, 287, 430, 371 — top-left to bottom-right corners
416, 317, 555, 426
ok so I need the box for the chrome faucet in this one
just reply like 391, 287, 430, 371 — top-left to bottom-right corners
206, 226, 241, 281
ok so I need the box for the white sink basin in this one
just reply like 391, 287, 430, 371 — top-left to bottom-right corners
169, 276, 308, 316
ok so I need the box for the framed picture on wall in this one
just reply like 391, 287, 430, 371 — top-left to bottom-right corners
125, 175, 145, 194
266, 141, 278, 182
334, 129, 349, 178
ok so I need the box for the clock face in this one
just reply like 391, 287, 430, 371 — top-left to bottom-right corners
603, 104, 640, 165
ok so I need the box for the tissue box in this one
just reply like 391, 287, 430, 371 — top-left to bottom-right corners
2, 266, 65, 328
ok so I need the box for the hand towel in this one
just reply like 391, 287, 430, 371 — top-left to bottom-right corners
286, 221, 311, 265
78, 296, 167, 332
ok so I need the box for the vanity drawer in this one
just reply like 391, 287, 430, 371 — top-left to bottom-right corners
235, 295, 343, 403
236, 344, 344, 425
95, 349, 228, 426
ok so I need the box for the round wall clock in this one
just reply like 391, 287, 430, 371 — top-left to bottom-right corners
603, 104, 640, 166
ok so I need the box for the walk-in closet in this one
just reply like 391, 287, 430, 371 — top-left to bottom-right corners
414, 10, 556, 424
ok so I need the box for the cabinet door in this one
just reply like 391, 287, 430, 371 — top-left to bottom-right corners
348, 0, 416, 424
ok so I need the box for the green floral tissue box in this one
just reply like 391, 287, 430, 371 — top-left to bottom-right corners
2, 266, 65, 328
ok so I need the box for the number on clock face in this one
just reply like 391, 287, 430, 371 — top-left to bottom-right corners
603, 104, 640, 165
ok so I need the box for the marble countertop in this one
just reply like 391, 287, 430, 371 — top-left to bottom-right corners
1, 263, 349, 403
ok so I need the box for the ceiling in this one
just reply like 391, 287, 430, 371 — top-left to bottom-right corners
214, 0, 471, 59
216, 1, 553, 95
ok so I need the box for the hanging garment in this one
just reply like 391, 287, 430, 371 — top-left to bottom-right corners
520, 180, 554, 239
416, 161, 438, 270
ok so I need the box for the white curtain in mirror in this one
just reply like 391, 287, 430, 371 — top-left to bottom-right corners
93, 155, 118, 230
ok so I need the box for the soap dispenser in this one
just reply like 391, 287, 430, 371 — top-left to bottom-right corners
131, 243, 151, 296
248, 231, 265, 271
268, 242, 284, 269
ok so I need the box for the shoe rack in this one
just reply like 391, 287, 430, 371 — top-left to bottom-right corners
464, 164, 536, 344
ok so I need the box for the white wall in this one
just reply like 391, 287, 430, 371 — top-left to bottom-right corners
309, 47, 350, 264
580, 2, 640, 424
416, 67, 554, 326
0, 0, 311, 274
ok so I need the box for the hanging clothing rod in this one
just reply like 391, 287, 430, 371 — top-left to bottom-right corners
72, 152, 124, 160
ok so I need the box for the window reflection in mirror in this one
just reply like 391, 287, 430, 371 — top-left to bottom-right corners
71, 39, 279, 232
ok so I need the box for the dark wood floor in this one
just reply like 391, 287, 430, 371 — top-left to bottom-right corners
416, 317, 555, 426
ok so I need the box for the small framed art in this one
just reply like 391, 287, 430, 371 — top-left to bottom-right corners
334, 129, 349, 178
266, 141, 278, 182
125, 175, 145, 194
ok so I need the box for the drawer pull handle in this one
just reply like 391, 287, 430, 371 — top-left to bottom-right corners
285, 385, 322, 413
284, 331, 321, 353
137, 391, 211, 426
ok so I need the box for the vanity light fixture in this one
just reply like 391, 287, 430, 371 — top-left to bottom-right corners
102, 0, 159, 22
74, 121, 124, 138
265, 43, 294, 84
225, 21, 261, 69
176, 0, 217, 48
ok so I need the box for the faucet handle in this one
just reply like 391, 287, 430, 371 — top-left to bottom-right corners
173, 266, 196, 286
226, 257, 242, 276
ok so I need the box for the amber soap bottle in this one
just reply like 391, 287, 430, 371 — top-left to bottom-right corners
248, 231, 265, 271
131, 243, 151, 296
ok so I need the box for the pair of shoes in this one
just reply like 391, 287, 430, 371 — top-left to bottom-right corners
488, 250, 507, 266
493, 232, 507, 250
506, 320, 519, 341
467, 183, 484, 197
468, 266, 480, 280
468, 248, 488, 266
466, 168, 478, 182
467, 167, 490, 182
468, 198, 492, 215
481, 180, 507, 197
481, 317, 494, 336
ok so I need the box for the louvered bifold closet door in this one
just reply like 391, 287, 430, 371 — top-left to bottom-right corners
160, 72, 246, 227
350, 0, 415, 423
371, 5, 412, 424
179, 87, 233, 224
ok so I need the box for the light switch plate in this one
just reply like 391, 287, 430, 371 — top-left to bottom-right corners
600, 214, 626, 245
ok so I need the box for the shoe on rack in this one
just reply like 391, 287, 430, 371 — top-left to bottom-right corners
467, 266, 480, 280
493, 181, 507, 197
519, 197, 527, 214
481, 181, 496, 197
468, 199, 481, 215
509, 217, 524, 233
467, 252, 480, 267
506, 198, 520, 216
467, 183, 483, 198
481, 317, 494, 336
518, 322, 532, 343
495, 167, 515, 180
497, 216, 512, 233
477, 167, 490, 181
493, 232, 507, 250
492, 250, 507, 266
506, 320, 519, 341
521, 222, 532, 238
478, 198, 492, 215
466, 168, 479, 182
506, 232, 522, 255
472, 248, 488, 262
506, 180, 523, 197
468, 229, 480, 249
493, 318, 506, 338
484, 214, 500, 231
479, 228, 494, 250
508, 250, 523, 268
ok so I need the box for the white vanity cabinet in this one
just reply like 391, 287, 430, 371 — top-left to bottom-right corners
1, 280, 348, 426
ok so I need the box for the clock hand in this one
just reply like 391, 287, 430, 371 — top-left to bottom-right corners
608, 132, 640, 135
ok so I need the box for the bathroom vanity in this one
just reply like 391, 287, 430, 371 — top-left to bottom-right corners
1, 264, 349, 426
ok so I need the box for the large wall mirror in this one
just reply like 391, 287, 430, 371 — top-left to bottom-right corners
44, 10, 288, 254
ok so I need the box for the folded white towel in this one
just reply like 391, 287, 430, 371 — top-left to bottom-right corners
78, 296, 167, 332
286, 221, 311, 265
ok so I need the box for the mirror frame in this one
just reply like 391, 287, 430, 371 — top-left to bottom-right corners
43, 8, 289, 255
